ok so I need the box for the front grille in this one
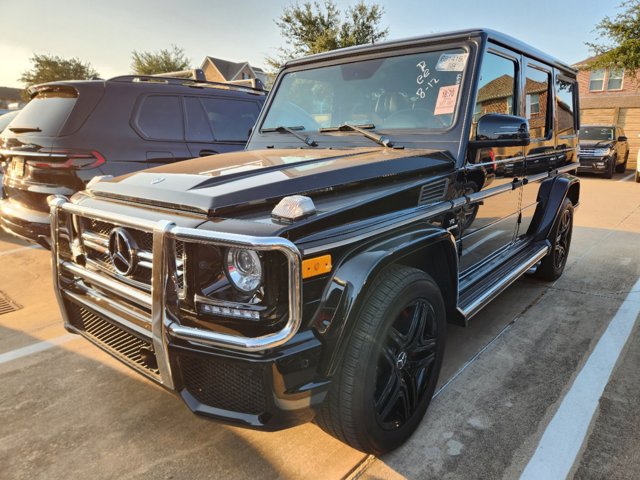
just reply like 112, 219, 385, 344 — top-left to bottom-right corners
578, 148, 606, 158
178, 354, 266, 414
75, 218, 184, 293
66, 301, 159, 378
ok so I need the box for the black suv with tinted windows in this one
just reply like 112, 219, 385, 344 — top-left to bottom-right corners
49, 29, 579, 454
0, 76, 266, 246
577, 125, 629, 178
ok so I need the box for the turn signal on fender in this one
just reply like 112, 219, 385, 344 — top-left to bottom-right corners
302, 255, 332, 279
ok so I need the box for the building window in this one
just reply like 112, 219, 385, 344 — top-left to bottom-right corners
589, 69, 605, 91
607, 68, 624, 90
528, 93, 540, 114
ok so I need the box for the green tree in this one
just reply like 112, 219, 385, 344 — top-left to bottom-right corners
585, 0, 640, 73
19, 54, 99, 88
266, 0, 388, 70
130, 45, 191, 75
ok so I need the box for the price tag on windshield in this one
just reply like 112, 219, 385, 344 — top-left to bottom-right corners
434, 85, 460, 115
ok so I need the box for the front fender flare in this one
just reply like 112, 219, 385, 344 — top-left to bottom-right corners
312, 226, 457, 377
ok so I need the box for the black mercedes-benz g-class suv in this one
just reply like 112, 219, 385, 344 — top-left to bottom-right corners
48, 29, 579, 454
577, 125, 629, 178
0, 75, 266, 246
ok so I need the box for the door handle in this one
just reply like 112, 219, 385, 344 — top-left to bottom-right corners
199, 149, 218, 157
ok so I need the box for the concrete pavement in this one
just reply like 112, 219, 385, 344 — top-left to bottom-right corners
0, 172, 638, 479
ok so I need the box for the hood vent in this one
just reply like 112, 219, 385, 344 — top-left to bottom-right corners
418, 178, 449, 206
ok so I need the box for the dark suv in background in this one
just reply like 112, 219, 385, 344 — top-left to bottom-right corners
577, 125, 629, 178
0, 76, 266, 246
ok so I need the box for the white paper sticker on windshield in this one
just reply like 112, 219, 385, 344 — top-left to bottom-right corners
436, 53, 468, 72
434, 85, 459, 115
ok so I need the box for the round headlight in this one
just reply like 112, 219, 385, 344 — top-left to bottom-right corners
225, 248, 262, 293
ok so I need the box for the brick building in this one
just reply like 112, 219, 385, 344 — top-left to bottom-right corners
574, 57, 640, 170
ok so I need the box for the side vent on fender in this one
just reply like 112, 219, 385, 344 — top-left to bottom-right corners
418, 178, 449, 206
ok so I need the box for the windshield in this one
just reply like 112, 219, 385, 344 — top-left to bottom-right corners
262, 47, 469, 133
580, 127, 614, 141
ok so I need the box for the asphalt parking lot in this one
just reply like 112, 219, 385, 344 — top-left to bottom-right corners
0, 172, 639, 480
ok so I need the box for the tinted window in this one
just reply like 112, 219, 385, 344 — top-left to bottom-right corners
137, 95, 184, 141
474, 52, 516, 123
7, 90, 77, 137
202, 98, 259, 142
185, 97, 214, 142
525, 66, 551, 139
556, 77, 576, 135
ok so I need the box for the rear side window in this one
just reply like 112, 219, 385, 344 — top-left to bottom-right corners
525, 66, 552, 139
184, 97, 214, 142
556, 77, 576, 135
9, 90, 77, 136
201, 98, 260, 142
136, 95, 184, 141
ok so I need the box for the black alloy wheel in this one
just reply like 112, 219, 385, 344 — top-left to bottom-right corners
374, 298, 439, 430
316, 265, 446, 454
536, 198, 574, 281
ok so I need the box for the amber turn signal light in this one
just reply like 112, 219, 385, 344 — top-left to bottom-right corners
302, 254, 332, 279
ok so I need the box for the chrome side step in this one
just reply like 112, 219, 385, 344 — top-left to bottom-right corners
458, 242, 550, 321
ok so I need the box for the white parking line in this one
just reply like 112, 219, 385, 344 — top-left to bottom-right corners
0, 334, 76, 364
618, 172, 635, 182
0, 244, 41, 257
520, 276, 640, 480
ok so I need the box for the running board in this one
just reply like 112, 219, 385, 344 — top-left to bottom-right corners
457, 242, 550, 322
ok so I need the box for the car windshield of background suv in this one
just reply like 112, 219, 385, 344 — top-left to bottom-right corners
580, 127, 614, 141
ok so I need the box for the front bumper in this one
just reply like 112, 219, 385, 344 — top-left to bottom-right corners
49, 197, 328, 430
577, 156, 611, 174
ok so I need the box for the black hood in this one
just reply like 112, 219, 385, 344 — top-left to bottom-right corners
579, 140, 615, 148
89, 147, 454, 216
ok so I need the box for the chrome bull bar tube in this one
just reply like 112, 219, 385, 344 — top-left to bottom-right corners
49, 196, 303, 390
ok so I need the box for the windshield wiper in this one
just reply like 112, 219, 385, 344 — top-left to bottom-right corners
319, 123, 394, 148
261, 125, 317, 147
8, 126, 42, 133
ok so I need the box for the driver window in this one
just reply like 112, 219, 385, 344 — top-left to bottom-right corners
473, 52, 517, 125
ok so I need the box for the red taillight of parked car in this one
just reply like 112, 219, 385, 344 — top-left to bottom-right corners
30, 150, 106, 170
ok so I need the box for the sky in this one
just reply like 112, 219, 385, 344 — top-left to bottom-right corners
0, 0, 619, 88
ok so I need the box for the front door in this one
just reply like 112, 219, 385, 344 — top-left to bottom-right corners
458, 46, 523, 273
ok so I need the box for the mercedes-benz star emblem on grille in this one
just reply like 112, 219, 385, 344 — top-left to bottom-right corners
108, 228, 138, 276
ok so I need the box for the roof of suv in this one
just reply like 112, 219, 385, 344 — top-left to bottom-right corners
28, 74, 267, 98
285, 28, 576, 74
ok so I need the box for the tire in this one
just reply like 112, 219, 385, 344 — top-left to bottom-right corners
636, 170, 640, 183
604, 157, 615, 179
316, 265, 446, 454
615, 153, 628, 173
535, 198, 573, 281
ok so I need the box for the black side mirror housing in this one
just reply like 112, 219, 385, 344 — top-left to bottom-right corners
470, 114, 530, 148
618, 135, 627, 142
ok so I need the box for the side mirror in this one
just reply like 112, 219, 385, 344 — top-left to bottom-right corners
618, 135, 627, 142
470, 114, 530, 148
